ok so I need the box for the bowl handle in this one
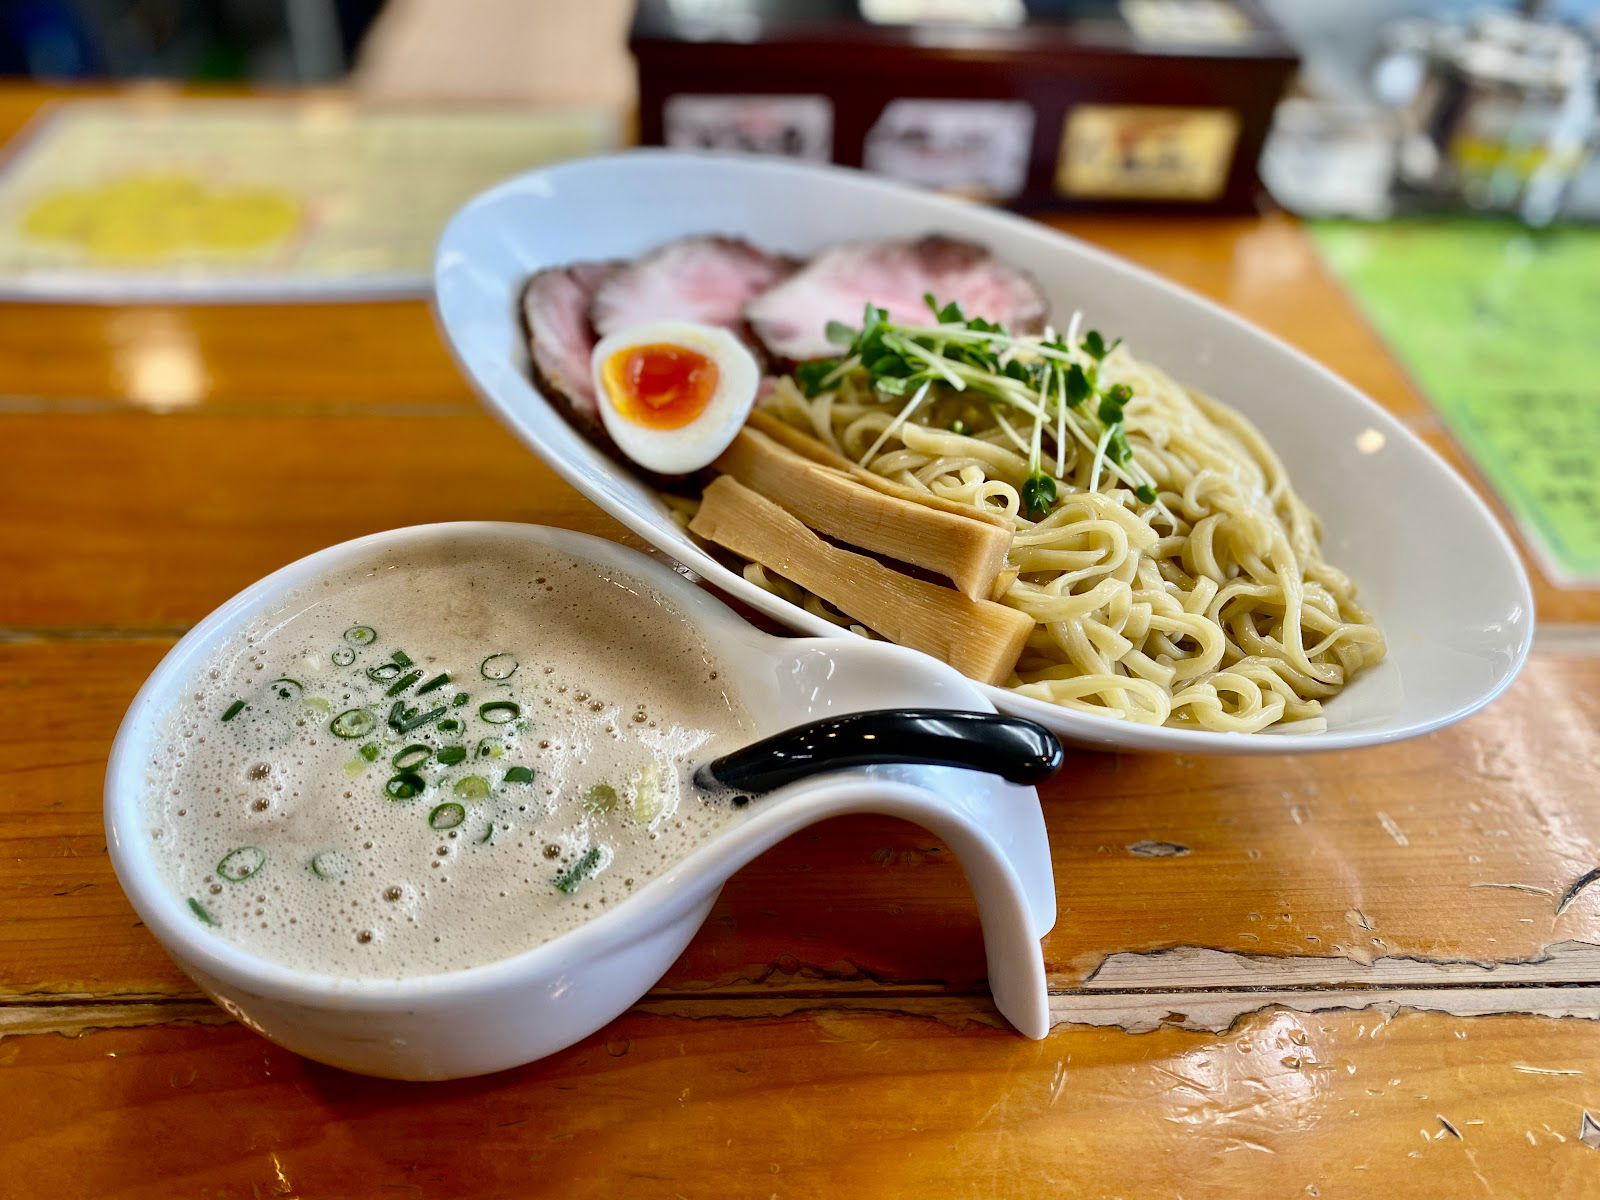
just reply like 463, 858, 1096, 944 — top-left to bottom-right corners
771, 772, 1055, 1040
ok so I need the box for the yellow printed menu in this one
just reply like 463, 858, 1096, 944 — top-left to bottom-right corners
0, 98, 613, 299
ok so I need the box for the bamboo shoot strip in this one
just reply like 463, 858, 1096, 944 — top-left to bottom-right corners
715, 427, 1011, 600
745, 409, 1013, 531
689, 476, 1033, 687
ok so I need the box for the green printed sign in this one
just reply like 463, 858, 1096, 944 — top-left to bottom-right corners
1311, 219, 1600, 584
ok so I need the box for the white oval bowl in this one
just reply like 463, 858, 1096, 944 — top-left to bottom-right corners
434, 152, 1533, 755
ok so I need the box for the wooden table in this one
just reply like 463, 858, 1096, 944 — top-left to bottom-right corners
4, 87, 1600, 1197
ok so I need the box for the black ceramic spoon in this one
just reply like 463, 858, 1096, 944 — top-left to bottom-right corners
696, 709, 1063, 796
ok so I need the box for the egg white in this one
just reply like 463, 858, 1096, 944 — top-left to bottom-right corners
590, 320, 759, 475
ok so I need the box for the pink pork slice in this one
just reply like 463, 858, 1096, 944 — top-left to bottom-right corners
590, 235, 794, 339
521, 260, 620, 425
745, 235, 1050, 362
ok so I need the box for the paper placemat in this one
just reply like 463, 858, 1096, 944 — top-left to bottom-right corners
0, 98, 614, 301
1312, 219, 1600, 586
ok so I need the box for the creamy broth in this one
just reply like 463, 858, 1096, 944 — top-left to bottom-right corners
143, 534, 755, 978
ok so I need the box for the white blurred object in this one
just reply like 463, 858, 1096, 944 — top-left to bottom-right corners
1383, 8, 1597, 224
1260, 98, 1398, 218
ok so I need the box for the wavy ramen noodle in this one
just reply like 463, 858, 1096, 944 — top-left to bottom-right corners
744, 342, 1385, 734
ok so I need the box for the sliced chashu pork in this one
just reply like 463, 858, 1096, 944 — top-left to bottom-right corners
745, 234, 1050, 362
521, 260, 620, 426
591, 235, 793, 341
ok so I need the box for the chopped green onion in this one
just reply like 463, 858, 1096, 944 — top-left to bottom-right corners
330, 708, 376, 739
221, 700, 246, 723
384, 771, 425, 800
453, 693, 470, 707
504, 766, 535, 785
391, 744, 431, 770
479, 823, 495, 845
217, 846, 265, 883
453, 775, 490, 800
343, 626, 375, 646
358, 742, 380, 762
385, 670, 423, 696
437, 717, 461, 734
554, 847, 603, 894
416, 673, 450, 695
331, 646, 356, 667
428, 802, 466, 831
479, 700, 521, 725
583, 783, 618, 814
390, 650, 413, 668
480, 653, 519, 680
268, 678, 302, 700
188, 897, 217, 925
388, 702, 446, 734
310, 850, 347, 880
366, 662, 403, 683
436, 745, 468, 766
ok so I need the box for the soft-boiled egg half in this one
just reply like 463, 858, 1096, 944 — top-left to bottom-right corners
590, 320, 759, 474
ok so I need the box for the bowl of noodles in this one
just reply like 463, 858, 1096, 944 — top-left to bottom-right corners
434, 152, 1533, 754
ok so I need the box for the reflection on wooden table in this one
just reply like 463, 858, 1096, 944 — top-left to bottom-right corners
2, 86, 1599, 1196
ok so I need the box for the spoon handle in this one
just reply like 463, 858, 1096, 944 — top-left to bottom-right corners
698, 709, 1063, 795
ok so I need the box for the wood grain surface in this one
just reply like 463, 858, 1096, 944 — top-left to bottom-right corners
2, 87, 1598, 1198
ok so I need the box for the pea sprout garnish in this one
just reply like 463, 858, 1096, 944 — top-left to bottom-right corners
805, 297, 1164, 515
216, 846, 265, 883
343, 626, 376, 646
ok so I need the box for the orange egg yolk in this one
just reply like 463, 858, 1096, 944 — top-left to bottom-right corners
601, 343, 720, 430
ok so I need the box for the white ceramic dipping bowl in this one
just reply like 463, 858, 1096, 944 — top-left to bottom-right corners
105, 522, 1055, 1080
